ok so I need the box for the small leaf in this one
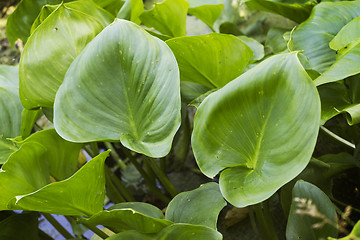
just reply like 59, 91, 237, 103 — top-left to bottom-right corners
237, 35, 264, 61
330, 16, 360, 50
54, 19, 181, 158
186, 0, 224, 30
265, 27, 289, 54
192, 52, 320, 207
165, 182, 226, 230
157, 224, 222, 240
81, 202, 172, 233
140, 0, 189, 37
286, 181, 338, 240
166, 33, 253, 88
117, 0, 144, 23
20, 109, 41, 139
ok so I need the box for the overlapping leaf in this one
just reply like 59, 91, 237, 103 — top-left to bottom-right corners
292, 1, 360, 73
0, 65, 23, 164
54, 19, 181, 158
140, 0, 189, 37
117, 0, 144, 23
186, 0, 224, 30
192, 52, 320, 207
286, 181, 337, 239
166, 33, 253, 89
19, 0, 113, 109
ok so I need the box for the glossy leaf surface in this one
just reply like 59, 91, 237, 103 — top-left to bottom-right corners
54, 19, 181, 158
286, 181, 337, 239
0, 212, 39, 240
82, 202, 172, 233
166, 33, 253, 88
192, 53, 320, 207
186, 0, 224, 29
0, 65, 23, 164
292, 1, 360, 73
244, 0, 315, 23
140, 0, 189, 37
19, 0, 113, 109
165, 182, 226, 229
12, 151, 109, 216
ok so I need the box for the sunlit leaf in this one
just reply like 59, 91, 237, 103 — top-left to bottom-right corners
140, 0, 189, 37
117, 0, 144, 23
165, 182, 226, 229
166, 33, 253, 88
19, 0, 113, 109
186, 0, 224, 30
286, 181, 338, 239
192, 52, 320, 207
330, 16, 360, 50
54, 19, 181, 158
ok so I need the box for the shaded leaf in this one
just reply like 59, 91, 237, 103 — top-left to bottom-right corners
237, 35, 264, 61
140, 0, 189, 37
329, 220, 360, 240
157, 224, 222, 240
0, 212, 39, 240
165, 182, 226, 230
186, 0, 224, 30
166, 33, 253, 88
286, 181, 338, 240
19, 0, 113, 109
180, 81, 211, 103
54, 19, 181, 158
292, 1, 360, 73
192, 53, 320, 207
265, 27, 289, 54
21, 109, 41, 139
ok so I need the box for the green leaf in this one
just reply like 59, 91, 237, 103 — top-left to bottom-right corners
21, 109, 41, 139
329, 220, 360, 240
318, 152, 359, 179
180, 81, 211, 103
286, 181, 338, 239
192, 52, 320, 207
244, 0, 315, 23
0, 65, 23, 164
140, 0, 189, 37
11, 150, 109, 216
117, 0, 144, 23
81, 202, 172, 233
165, 182, 226, 229
330, 16, 360, 51
265, 27, 289, 54
19, 0, 113, 109
5, 0, 63, 46
107, 231, 156, 240
94, 0, 125, 16
0, 212, 39, 240
166, 33, 253, 89
54, 19, 181, 158
237, 35, 264, 62
314, 40, 360, 86
157, 224, 222, 240
292, 1, 360, 73
186, 0, 224, 30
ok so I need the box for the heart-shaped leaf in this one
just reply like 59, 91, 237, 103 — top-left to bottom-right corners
292, 1, 360, 73
54, 19, 181, 158
165, 182, 226, 230
19, 0, 113, 109
286, 180, 338, 240
186, 0, 224, 30
0, 65, 23, 164
166, 33, 253, 89
81, 202, 172, 233
140, 0, 189, 37
192, 52, 320, 207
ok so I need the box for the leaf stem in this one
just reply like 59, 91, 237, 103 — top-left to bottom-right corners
105, 165, 135, 202
42, 213, 74, 239
146, 157, 177, 197
320, 126, 355, 149
91, 142, 100, 156
253, 202, 279, 240
105, 167, 126, 203
80, 222, 110, 239
104, 142, 126, 170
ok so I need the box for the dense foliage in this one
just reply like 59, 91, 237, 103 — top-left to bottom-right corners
1, 0, 360, 239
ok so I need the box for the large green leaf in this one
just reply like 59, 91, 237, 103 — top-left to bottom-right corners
186, 0, 224, 30
166, 33, 253, 89
140, 0, 189, 37
81, 202, 172, 233
54, 19, 181, 158
286, 181, 338, 239
244, 0, 315, 23
0, 65, 23, 164
192, 52, 320, 207
0, 212, 39, 240
11, 151, 109, 216
292, 1, 360, 73
165, 182, 226, 230
19, 0, 113, 109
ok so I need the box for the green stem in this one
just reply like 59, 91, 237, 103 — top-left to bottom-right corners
42, 213, 74, 239
146, 157, 177, 197
121, 147, 170, 203
330, 196, 360, 214
320, 126, 355, 149
80, 222, 110, 239
253, 202, 279, 240
105, 165, 135, 202
105, 167, 126, 203
177, 108, 191, 170
104, 142, 126, 170
91, 142, 100, 156
248, 206, 260, 236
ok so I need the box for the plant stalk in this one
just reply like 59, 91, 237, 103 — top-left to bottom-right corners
104, 142, 126, 170
42, 213, 74, 239
253, 202, 279, 240
105, 165, 135, 202
320, 126, 355, 149
105, 168, 126, 203
80, 222, 110, 239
